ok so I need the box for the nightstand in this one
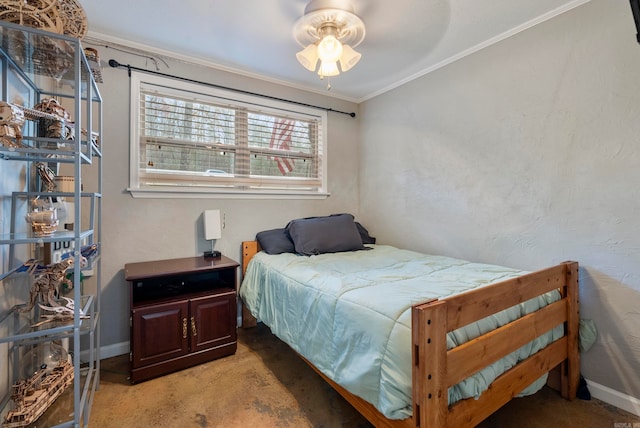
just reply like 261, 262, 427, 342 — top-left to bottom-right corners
124, 255, 239, 383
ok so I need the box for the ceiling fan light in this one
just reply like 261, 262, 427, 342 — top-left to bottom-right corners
339, 44, 361, 72
296, 44, 319, 71
293, 0, 365, 84
317, 35, 343, 63
318, 60, 340, 77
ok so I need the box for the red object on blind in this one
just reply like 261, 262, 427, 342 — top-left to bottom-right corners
269, 118, 295, 175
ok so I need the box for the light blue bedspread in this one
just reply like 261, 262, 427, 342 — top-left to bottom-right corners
239, 245, 563, 420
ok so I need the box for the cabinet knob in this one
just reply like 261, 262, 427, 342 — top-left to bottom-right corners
190, 316, 197, 337
182, 318, 188, 339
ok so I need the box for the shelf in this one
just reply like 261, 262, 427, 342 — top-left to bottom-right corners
0, 137, 101, 163
0, 19, 103, 428
0, 141, 102, 165
0, 229, 94, 246
10, 191, 102, 198
0, 295, 96, 345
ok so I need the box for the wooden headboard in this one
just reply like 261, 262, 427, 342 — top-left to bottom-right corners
240, 241, 260, 327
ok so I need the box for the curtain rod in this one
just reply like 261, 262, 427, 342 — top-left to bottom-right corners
108, 59, 356, 118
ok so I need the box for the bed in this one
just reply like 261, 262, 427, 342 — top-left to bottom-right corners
239, 216, 580, 428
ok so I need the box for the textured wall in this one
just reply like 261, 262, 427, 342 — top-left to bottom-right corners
359, 0, 640, 399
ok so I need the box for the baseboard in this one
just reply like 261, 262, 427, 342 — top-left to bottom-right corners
79, 341, 129, 363
586, 378, 640, 417
100, 341, 130, 359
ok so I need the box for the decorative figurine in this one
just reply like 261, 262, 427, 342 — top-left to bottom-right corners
0, 101, 25, 148
2, 354, 74, 428
16, 249, 90, 314
82, 128, 100, 147
77, 243, 99, 259
17, 258, 75, 313
84, 47, 104, 83
32, 98, 74, 140
35, 162, 57, 192
33, 296, 88, 327
0, 259, 38, 283
1, 244, 96, 324
25, 209, 58, 237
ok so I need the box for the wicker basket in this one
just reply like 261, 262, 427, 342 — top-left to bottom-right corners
0, 0, 87, 38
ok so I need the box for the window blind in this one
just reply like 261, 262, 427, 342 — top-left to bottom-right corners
135, 80, 325, 193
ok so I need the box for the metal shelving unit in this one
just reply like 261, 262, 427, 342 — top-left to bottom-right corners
0, 21, 102, 428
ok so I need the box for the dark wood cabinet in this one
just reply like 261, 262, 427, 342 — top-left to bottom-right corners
125, 256, 239, 383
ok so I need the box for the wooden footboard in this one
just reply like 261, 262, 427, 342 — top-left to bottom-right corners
412, 260, 579, 427
240, 241, 579, 428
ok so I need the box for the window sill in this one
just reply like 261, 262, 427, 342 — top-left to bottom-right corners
127, 187, 330, 200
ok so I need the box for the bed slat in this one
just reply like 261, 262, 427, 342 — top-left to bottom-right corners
445, 263, 568, 331
447, 337, 568, 427
446, 298, 567, 386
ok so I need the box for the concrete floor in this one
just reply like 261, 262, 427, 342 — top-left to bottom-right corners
88, 324, 640, 427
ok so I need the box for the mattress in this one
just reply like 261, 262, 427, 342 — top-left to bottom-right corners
239, 245, 563, 420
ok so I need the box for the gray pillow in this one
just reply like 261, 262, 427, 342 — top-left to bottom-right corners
256, 228, 295, 254
286, 213, 365, 256
355, 222, 376, 244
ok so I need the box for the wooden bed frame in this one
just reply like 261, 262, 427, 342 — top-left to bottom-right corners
240, 241, 580, 428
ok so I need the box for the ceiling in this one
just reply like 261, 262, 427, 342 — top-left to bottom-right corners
79, 0, 591, 102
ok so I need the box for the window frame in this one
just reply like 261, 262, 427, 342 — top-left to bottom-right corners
128, 71, 329, 199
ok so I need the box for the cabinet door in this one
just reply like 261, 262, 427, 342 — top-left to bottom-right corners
190, 291, 236, 353
131, 300, 189, 368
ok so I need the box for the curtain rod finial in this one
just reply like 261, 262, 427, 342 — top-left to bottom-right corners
108, 59, 120, 68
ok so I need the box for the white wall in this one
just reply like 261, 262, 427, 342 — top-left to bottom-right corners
359, 0, 640, 400
93, 50, 361, 350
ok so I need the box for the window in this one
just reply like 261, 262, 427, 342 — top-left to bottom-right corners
128, 72, 328, 198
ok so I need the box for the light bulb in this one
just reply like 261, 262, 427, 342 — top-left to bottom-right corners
317, 35, 343, 63
318, 60, 340, 77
